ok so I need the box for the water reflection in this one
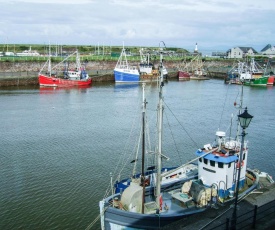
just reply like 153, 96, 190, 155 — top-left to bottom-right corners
114, 83, 139, 91
39, 85, 91, 94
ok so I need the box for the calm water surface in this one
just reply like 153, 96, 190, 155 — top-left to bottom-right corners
0, 79, 274, 229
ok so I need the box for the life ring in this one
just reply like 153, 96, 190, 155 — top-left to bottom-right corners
237, 161, 244, 169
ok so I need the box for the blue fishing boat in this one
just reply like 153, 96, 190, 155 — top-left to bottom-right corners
114, 46, 140, 83
99, 54, 261, 230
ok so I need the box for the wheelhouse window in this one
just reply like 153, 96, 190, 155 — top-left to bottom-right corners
218, 162, 224, 168
210, 160, 215, 167
228, 162, 231, 168
204, 158, 208, 165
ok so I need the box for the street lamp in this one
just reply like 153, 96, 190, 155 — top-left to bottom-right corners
238, 107, 253, 129
231, 107, 253, 229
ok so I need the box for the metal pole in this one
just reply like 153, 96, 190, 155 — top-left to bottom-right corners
252, 205, 258, 229
231, 128, 246, 229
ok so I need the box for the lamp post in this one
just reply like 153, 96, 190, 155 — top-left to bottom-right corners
231, 107, 253, 230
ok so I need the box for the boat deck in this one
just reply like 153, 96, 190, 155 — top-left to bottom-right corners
143, 189, 200, 215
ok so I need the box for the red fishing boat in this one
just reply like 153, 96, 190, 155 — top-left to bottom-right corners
38, 50, 92, 87
178, 43, 209, 81
178, 70, 191, 80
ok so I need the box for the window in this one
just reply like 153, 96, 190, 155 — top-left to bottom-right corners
218, 162, 223, 168
204, 158, 208, 165
199, 158, 202, 162
210, 160, 215, 167
228, 162, 231, 168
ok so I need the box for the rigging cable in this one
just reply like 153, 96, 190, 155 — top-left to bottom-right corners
164, 101, 200, 149
163, 109, 183, 165
102, 99, 141, 198
218, 82, 230, 129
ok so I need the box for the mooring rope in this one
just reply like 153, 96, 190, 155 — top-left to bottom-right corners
85, 206, 108, 230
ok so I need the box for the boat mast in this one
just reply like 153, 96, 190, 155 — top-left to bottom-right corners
156, 48, 165, 209
122, 42, 128, 68
141, 83, 146, 214
76, 49, 80, 71
48, 42, 51, 76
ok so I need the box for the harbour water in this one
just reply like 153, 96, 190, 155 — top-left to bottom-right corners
0, 79, 274, 230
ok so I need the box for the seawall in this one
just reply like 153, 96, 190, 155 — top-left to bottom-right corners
0, 60, 232, 87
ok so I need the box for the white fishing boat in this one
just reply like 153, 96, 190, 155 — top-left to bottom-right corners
139, 48, 168, 82
98, 53, 260, 229
139, 49, 154, 75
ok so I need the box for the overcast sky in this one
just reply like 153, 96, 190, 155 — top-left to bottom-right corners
1, 0, 274, 54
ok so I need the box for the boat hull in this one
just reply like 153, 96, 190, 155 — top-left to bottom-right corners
38, 74, 92, 87
190, 75, 210, 80
178, 71, 190, 80
100, 195, 205, 230
244, 76, 269, 86
114, 69, 140, 83
267, 75, 275, 85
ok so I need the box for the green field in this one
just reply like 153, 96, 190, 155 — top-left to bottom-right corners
0, 44, 272, 63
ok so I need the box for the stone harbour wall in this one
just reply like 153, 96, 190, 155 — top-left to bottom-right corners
0, 60, 234, 87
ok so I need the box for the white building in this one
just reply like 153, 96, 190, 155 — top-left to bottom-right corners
260, 44, 275, 58
226, 47, 258, 59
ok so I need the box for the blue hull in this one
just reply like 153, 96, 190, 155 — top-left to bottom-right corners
114, 70, 140, 83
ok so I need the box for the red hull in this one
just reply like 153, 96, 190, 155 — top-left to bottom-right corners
178, 71, 190, 80
267, 75, 275, 85
38, 74, 92, 87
